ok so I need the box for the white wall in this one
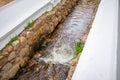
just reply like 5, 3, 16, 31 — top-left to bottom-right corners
72, 0, 118, 80
0, 0, 61, 49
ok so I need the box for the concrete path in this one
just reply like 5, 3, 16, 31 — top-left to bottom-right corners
72, 0, 118, 80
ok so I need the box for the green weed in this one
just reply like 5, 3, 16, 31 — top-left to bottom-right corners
7, 36, 18, 45
75, 42, 83, 54
25, 20, 35, 29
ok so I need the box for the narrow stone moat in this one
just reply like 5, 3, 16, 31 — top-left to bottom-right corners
12, 0, 99, 80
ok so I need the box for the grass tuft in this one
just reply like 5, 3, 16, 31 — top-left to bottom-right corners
75, 42, 83, 54
0, 35, 18, 51
7, 36, 18, 45
44, 11, 49, 14
25, 20, 35, 29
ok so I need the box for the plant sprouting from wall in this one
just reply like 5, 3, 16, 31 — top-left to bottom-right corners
25, 20, 35, 29
75, 42, 83, 54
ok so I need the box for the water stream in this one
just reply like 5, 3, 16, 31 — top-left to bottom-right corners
38, 0, 96, 64
14, 1, 98, 80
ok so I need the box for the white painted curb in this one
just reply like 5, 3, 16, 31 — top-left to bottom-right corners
72, 0, 118, 80
0, 0, 60, 49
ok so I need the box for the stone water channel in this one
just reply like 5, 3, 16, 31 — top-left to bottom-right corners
12, 0, 98, 80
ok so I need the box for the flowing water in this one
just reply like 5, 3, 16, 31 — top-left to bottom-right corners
38, 1, 96, 64
14, 1, 98, 80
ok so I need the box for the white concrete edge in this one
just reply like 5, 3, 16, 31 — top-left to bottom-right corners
0, 0, 61, 49
117, 1, 120, 80
116, 0, 119, 80
72, 0, 118, 80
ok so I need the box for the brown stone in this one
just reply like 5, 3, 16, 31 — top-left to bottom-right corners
2, 51, 9, 56
32, 23, 40, 32
19, 36, 27, 45
2, 63, 19, 79
12, 40, 20, 50
15, 57, 21, 63
28, 39, 34, 46
66, 54, 81, 80
0, 57, 7, 66
20, 57, 29, 67
24, 44, 29, 48
34, 64, 41, 72
40, 25, 48, 34
28, 59, 37, 67
58, 23, 64, 28
39, 26, 46, 34
2, 63, 12, 71
39, 16, 47, 26
26, 31, 34, 39
81, 34, 88, 44
49, 26, 54, 33
19, 48, 30, 57
7, 45, 14, 53
35, 31, 42, 40
71, 58, 78, 66
55, 11, 62, 22
33, 53, 42, 59
33, 77, 38, 80
0, 66, 2, 69
33, 32, 41, 43
0, 56, 4, 60
71, 54, 80, 65
8, 51, 16, 61
28, 35, 40, 46
52, 16, 59, 26
12, 40, 19, 47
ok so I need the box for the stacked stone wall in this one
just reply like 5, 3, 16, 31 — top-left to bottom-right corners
0, 0, 78, 79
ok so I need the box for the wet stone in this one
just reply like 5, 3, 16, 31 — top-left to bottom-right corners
47, 63, 54, 79
33, 53, 42, 59
54, 64, 70, 80
34, 64, 41, 72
